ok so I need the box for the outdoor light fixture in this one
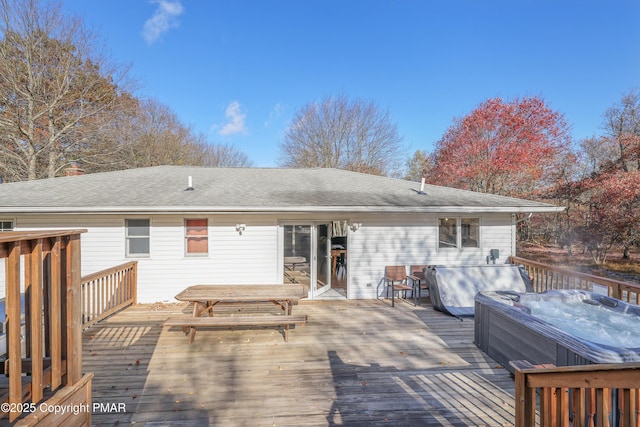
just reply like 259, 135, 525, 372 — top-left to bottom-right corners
349, 222, 361, 232
235, 224, 246, 235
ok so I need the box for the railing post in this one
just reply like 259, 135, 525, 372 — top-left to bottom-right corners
611, 283, 621, 300
50, 236, 63, 390
66, 234, 83, 385
6, 241, 22, 422
30, 239, 44, 403
512, 360, 537, 427
572, 387, 586, 427
132, 261, 138, 304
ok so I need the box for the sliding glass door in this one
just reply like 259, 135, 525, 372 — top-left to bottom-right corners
281, 222, 332, 298
314, 223, 331, 297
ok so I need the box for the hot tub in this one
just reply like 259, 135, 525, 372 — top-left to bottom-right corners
474, 290, 640, 374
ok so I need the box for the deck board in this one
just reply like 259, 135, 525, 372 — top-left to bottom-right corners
82, 299, 516, 426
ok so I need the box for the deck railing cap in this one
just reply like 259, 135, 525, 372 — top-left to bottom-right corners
0, 229, 87, 243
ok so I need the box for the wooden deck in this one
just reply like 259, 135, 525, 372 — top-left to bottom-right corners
83, 299, 517, 426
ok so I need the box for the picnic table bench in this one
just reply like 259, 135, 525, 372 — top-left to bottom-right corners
164, 284, 307, 343
164, 314, 307, 342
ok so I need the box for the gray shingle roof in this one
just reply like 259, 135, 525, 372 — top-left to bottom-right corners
0, 166, 562, 214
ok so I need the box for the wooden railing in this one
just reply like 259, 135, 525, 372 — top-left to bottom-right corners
0, 230, 87, 423
81, 261, 137, 329
16, 373, 94, 426
511, 360, 640, 427
510, 256, 640, 305
508, 257, 640, 425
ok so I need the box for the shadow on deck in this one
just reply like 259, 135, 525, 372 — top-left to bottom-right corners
83, 299, 516, 426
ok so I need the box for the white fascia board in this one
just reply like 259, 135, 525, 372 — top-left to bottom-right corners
0, 205, 565, 215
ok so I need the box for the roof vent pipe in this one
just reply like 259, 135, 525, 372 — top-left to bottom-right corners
419, 177, 425, 194
186, 176, 194, 191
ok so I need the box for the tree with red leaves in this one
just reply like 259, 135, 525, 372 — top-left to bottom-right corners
425, 97, 572, 198
568, 171, 640, 263
570, 90, 640, 261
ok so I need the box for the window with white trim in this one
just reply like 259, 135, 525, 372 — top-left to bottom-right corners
438, 217, 480, 249
461, 218, 480, 248
185, 219, 208, 256
438, 217, 457, 249
0, 220, 14, 231
125, 219, 150, 257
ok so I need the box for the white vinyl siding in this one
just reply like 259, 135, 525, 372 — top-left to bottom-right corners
0, 212, 516, 302
346, 213, 513, 299
0, 214, 279, 302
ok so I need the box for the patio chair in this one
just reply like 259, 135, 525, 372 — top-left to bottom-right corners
384, 265, 413, 307
408, 265, 429, 305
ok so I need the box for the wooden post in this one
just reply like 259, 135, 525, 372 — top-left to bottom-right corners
513, 362, 537, 427
7, 241, 22, 422
50, 237, 63, 389
66, 234, 83, 385
132, 261, 138, 304
30, 239, 44, 403
572, 388, 586, 427
595, 388, 609, 427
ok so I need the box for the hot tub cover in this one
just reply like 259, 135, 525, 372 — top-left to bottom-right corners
425, 264, 532, 317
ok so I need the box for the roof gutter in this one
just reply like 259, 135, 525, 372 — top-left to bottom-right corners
0, 205, 566, 215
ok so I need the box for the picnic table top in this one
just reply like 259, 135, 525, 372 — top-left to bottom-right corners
174, 284, 306, 302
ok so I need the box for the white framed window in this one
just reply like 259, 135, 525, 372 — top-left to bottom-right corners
461, 218, 480, 248
0, 220, 14, 231
438, 217, 457, 249
125, 219, 150, 257
438, 217, 480, 249
185, 218, 208, 256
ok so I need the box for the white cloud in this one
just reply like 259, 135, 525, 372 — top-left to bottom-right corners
264, 103, 284, 127
142, 0, 184, 45
218, 101, 248, 136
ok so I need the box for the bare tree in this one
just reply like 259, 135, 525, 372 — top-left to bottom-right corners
403, 149, 431, 181
0, 0, 134, 181
85, 97, 252, 171
577, 136, 619, 177
601, 89, 640, 172
201, 143, 252, 167
278, 94, 404, 176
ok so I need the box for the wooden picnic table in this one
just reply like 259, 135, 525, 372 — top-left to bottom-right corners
175, 284, 305, 315
167, 284, 307, 342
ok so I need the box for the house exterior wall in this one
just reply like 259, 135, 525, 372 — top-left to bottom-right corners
0, 214, 281, 302
346, 213, 514, 299
0, 212, 515, 302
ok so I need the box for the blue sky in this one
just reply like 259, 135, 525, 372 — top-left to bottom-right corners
59, 0, 640, 168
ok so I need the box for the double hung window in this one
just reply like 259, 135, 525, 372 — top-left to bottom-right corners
126, 219, 150, 257
185, 219, 208, 256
